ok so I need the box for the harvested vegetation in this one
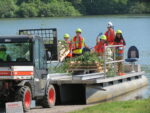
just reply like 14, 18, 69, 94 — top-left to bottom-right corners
48, 51, 116, 76
48, 52, 104, 74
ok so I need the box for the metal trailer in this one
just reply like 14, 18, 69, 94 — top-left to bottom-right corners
0, 28, 148, 112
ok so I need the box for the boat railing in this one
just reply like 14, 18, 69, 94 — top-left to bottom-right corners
104, 45, 125, 78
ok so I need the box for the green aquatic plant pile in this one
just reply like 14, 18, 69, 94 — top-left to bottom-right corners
106, 64, 117, 77
70, 98, 150, 113
48, 61, 70, 74
48, 52, 104, 73
70, 52, 104, 64
48, 52, 118, 76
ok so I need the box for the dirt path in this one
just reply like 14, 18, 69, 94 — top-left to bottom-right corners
0, 104, 95, 113
28, 104, 94, 113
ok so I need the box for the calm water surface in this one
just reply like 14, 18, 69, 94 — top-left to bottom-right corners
0, 15, 150, 100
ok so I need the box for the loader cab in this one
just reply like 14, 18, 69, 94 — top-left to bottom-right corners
33, 36, 48, 78
0, 35, 48, 76
0, 36, 33, 66
18, 28, 58, 78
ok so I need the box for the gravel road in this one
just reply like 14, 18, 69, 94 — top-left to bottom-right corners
0, 104, 93, 113
0, 104, 95, 113
27, 105, 93, 113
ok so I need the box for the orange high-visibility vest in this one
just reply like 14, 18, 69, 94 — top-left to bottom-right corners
105, 28, 115, 45
72, 36, 84, 54
72, 36, 83, 49
114, 39, 124, 55
94, 41, 106, 54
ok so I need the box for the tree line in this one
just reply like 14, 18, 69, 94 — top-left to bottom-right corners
0, 0, 149, 18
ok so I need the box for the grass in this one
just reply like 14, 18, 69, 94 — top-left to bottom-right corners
70, 98, 150, 113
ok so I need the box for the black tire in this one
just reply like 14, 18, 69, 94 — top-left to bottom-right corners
17, 86, 31, 112
0, 99, 5, 108
42, 84, 56, 108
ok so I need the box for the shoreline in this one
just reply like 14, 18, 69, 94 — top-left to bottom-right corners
0, 14, 150, 20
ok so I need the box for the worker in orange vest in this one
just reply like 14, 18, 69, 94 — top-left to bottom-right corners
72, 28, 88, 57
105, 21, 115, 45
64, 33, 72, 58
94, 35, 107, 56
114, 30, 126, 76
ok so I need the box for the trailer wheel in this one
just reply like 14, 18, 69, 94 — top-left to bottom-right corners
43, 84, 56, 108
17, 86, 31, 111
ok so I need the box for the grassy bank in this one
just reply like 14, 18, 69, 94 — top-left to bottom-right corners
71, 98, 150, 113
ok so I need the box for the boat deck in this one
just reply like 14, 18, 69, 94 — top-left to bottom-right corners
48, 71, 145, 85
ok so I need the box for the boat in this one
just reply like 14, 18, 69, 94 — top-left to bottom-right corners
47, 45, 148, 104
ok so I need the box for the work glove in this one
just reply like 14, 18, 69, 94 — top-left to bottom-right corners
97, 32, 103, 37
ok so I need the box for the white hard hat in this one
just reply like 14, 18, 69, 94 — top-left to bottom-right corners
108, 21, 113, 27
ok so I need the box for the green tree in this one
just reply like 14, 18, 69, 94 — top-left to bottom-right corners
129, 2, 146, 14
39, 1, 80, 17
0, 0, 150, 18
17, 3, 38, 17
82, 0, 128, 14
0, 0, 17, 18
66, 0, 86, 14
16, 0, 41, 5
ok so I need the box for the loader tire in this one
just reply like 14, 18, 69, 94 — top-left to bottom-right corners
0, 99, 5, 107
42, 84, 56, 108
17, 86, 31, 112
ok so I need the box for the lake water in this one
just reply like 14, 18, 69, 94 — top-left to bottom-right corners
0, 15, 150, 64
0, 15, 150, 100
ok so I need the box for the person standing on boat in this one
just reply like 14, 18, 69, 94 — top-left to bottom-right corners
105, 21, 115, 45
72, 28, 88, 57
94, 35, 108, 56
63, 33, 72, 58
114, 30, 126, 76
